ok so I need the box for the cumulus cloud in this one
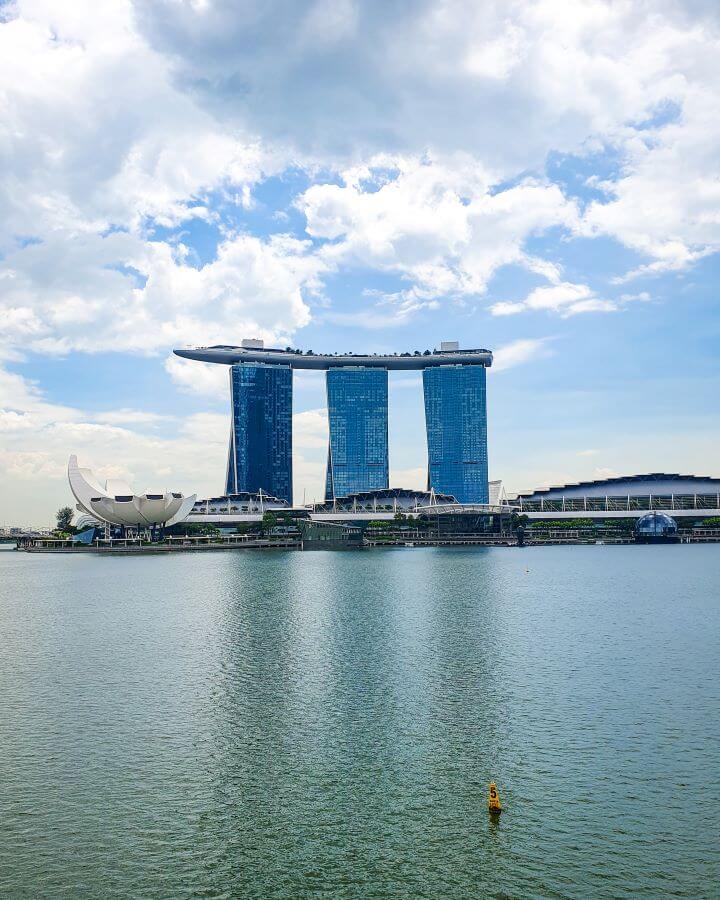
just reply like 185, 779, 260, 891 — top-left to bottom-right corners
0, 0, 272, 244
2, 0, 718, 362
490, 282, 596, 317
132, 0, 709, 171
0, 0, 318, 363
293, 408, 329, 449
2, 0, 720, 521
131, 0, 720, 281
490, 283, 654, 318
302, 155, 578, 301
583, 92, 720, 277
492, 338, 554, 372
165, 356, 230, 396
0, 232, 323, 355
0, 365, 228, 523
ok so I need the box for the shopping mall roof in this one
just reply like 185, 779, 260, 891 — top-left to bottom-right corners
515, 473, 720, 500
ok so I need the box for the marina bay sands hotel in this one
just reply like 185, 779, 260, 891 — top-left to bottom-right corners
174, 340, 492, 505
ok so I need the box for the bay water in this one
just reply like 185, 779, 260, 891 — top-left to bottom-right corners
1, 545, 718, 897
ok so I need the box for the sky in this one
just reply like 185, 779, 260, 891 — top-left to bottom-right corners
1, 0, 719, 525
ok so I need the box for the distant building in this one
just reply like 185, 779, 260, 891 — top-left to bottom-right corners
423, 364, 489, 503
175, 340, 493, 505
634, 512, 679, 543
311, 487, 457, 514
298, 520, 363, 550
514, 473, 720, 518
226, 363, 293, 504
325, 367, 389, 500
190, 491, 292, 518
67, 455, 195, 528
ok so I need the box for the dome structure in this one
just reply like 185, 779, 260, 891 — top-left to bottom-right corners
68, 455, 196, 528
634, 512, 679, 543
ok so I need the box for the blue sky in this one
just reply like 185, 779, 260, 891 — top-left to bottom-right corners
1, 0, 719, 524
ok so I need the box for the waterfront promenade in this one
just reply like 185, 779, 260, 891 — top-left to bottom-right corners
16, 526, 720, 552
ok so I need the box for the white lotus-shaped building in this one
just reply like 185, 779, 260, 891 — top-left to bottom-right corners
68, 455, 196, 528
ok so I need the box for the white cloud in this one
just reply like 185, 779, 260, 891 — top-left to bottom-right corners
133, 0, 716, 174
0, 232, 323, 356
0, 0, 272, 245
0, 366, 229, 524
2, 0, 720, 523
1, 0, 718, 365
0, 1, 320, 363
293, 408, 328, 449
492, 338, 554, 372
302, 155, 578, 305
130, 0, 720, 284
165, 355, 230, 397
490, 282, 603, 317
390, 466, 426, 492
465, 24, 527, 81
93, 409, 173, 426
561, 298, 617, 316
580, 55, 720, 277
490, 283, 655, 318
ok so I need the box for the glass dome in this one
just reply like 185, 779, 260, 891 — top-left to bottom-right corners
634, 512, 678, 540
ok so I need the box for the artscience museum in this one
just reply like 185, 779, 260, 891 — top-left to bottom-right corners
68, 455, 196, 529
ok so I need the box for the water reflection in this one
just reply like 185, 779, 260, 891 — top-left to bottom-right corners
198, 550, 527, 893
1, 547, 718, 897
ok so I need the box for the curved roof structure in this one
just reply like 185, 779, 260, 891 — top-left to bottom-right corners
312, 488, 458, 511
191, 492, 291, 512
516, 473, 720, 500
68, 455, 196, 527
174, 344, 493, 370
635, 512, 679, 535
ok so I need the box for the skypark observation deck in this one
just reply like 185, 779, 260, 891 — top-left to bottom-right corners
174, 345, 493, 370
174, 340, 493, 506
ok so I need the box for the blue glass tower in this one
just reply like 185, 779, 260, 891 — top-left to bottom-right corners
422, 365, 488, 503
325, 367, 389, 501
226, 363, 293, 503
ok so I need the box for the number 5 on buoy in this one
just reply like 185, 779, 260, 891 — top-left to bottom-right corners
488, 782, 502, 814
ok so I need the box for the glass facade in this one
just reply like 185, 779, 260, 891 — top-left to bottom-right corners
634, 512, 679, 541
325, 367, 389, 501
423, 365, 488, 504
226, 363, 293, 504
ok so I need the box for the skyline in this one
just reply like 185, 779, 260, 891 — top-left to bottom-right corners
2, 1, 720, 524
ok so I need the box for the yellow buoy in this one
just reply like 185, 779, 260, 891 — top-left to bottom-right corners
488, 782, 502, 814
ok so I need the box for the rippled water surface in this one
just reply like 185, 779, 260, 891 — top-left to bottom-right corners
1, 545, 718, 898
